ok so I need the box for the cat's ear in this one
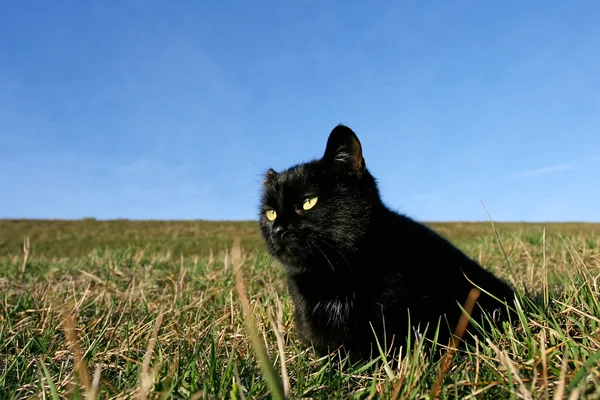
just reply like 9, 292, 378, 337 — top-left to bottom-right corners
263, 168, 277, 186
323, 124, 365, 177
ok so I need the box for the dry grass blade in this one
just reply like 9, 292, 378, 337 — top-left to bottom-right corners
138, 306, 165, 400
61, 309, 92, 398
487, 340, 533, 400
431, 288, 481, 399
90, 364, 102, 400
480, 201, 517, 286
567, 388, 582, 400
232, 237, 286, 400
267, 294, 291, 397
540, 329, 549, 400
20, 236, 30, 275
189, 390, 206, 400
553, 352, 569, 400
3, 220, 599, 398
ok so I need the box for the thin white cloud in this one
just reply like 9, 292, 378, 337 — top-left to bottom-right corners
505, 162, 575, 179
504, 153, 600, 180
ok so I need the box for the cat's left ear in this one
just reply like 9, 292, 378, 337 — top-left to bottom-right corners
323, 124, 365, 177
263, 168, 277, 186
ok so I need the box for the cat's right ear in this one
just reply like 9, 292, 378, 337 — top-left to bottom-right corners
323, 124, 365, 178
264, 168, 277, 186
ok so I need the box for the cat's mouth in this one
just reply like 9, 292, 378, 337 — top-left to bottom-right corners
271, 234, 311, 262
273, 237, 296, 254
272, 245, 296, 263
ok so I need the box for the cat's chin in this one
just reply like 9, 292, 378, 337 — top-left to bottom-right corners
270, 246, 314, 274
278, 259, 313, 275
274, 248, 304, 264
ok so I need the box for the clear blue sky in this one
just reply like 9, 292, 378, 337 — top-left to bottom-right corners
1, 1, 599, 222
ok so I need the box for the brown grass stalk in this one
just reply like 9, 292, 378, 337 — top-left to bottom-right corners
431, 287, 481, 399
267, 293, 291, 397
138, 306, 164, 400
540, 328, 550, 400
61, 310, 93, 399
90, 364, 102, 400
232, 237, 286, 400
20, 236, 30, 275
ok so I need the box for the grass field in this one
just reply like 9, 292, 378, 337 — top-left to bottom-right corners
1, 219, 599, 399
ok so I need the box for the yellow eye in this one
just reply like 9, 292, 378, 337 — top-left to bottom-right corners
265, 209, 277, 221
303, 196, 318, 210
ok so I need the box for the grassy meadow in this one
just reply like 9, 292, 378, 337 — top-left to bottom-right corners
1, 219, 599, 399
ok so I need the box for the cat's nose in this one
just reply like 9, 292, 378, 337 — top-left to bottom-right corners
273, 225, 286, 238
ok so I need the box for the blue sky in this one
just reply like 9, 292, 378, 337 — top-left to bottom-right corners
1, 1, 599, 222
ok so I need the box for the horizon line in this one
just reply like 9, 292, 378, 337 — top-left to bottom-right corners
1, 217, 599, 224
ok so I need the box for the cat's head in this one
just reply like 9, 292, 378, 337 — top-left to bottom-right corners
259, 124, 380, 274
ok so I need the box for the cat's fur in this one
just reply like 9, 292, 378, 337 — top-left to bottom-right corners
259, 124, 516, 362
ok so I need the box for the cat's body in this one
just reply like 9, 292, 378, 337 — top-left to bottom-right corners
259, 125, 515, 362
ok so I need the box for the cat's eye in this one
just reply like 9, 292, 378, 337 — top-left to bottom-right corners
265, 209, 277, 221
302, 196, 318, 211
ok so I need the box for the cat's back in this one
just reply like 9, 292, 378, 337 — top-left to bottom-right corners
369, 210, 513, 304
370, 210, 472, 270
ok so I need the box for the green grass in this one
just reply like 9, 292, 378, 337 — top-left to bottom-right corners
1, 219, 599, 399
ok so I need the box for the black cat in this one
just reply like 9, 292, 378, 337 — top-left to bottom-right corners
259, 124, 516, 362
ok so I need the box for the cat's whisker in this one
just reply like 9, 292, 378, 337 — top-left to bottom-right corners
315, 238, 353, 272
311, 241, 336, 274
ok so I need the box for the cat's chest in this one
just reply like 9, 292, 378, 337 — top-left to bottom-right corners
309, 295, 357, 329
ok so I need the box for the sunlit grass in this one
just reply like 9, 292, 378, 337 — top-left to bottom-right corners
1, 220, 599, 398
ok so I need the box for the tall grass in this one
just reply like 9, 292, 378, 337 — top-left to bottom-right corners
0, 220, 598, 398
